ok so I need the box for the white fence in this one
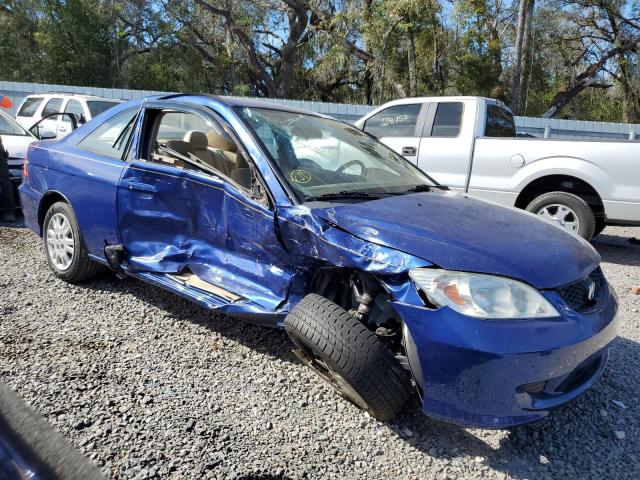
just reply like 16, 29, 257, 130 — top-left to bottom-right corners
2, 80, 639, 139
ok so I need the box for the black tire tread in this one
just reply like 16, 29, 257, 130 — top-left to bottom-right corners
43, 202, 106, 283
285, 293, 412, 420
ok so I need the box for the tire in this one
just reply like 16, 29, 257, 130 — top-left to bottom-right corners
284, 294, 412, 420
525, 191, 596, 241
593, 217, 606, 237
43, 202, 105, 283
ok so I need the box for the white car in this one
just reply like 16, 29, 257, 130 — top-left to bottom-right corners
0, 110, 37, 201
15, 93, 122, 138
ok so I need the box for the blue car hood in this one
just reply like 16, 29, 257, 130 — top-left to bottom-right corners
313, 191, 600, 289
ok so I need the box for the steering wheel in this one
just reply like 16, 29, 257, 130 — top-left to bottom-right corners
336, 159, 366, 176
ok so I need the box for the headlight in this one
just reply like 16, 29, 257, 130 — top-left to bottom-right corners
409, 269, 560, 319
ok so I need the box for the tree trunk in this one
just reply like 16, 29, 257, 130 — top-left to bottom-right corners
363, 0, 374, 104
518, 0, 535, 114
618, 54, 636, 123
393, 82, 407, 98
407, 28, 417, 97
511, 0, 528, 114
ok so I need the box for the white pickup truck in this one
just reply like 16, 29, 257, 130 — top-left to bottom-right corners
354, 96, 640, 240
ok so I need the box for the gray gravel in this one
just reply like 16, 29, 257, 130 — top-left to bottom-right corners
1, 222, 639, 479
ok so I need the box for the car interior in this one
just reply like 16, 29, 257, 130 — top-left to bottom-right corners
149, 110, 252, 190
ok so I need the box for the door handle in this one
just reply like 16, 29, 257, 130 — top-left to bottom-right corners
127, 181, 157, 193
401, 146, 417, 156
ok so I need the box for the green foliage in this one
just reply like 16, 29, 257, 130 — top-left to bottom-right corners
0, 0, 638, 122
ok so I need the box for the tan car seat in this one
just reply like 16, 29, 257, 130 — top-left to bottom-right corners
184, 131, 231, 177
207, 131, 237, 169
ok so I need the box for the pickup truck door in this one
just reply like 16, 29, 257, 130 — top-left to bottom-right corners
362, 103, 426, 162
116, 102, 293, 313
415, 100, 476, 190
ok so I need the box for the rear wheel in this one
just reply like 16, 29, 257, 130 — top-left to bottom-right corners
285, 294, 412, 420
593, 217, 606, 237
43, 202, 104, 282
526, 191, 596, 241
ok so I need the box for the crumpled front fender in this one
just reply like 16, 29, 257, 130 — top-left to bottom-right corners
277, 205, 430, 307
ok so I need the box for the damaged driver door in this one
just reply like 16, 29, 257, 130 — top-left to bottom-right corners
116, 103, 293, 314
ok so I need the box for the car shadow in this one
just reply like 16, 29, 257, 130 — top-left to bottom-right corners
79, 274, 299, 365
0, 218, 26, 229
593, 232, 640, 267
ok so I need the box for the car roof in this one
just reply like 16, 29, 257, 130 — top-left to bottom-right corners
155, 93, 323, 117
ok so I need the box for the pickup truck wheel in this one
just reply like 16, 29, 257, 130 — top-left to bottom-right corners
43, 202, 104, 283
284, 294, 412, 421
593, 218, 606, 237
526, 192, 596, 240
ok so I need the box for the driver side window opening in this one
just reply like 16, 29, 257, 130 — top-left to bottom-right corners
146, 110, 253, 191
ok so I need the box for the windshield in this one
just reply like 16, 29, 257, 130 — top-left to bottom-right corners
0, 111, 30, 136
87, 100, 120, 117
234, 107, 437, 201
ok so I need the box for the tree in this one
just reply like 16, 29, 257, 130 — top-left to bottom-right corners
511, 0, 535, 114
543, 0, 640, 118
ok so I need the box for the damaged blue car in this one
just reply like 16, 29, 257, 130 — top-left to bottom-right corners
20, 95, 618, 428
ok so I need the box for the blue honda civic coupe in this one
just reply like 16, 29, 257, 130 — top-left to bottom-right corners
19, 94, 618, 428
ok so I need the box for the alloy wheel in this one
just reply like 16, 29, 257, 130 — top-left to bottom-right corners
46, 213, 75, 271
536, 203, 580, 233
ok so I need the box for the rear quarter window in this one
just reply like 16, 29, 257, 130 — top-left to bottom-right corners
17, 97, 43, 117
76, 108, 138, 159
485, 105, 516, 137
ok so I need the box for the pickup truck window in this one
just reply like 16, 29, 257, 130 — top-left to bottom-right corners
363, 104, 421, 138
87, 100, 120, 117
485, 105, 516, 137
77, 108, 137, 159
431, 102, 463, 137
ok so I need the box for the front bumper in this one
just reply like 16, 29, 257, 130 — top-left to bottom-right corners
394, 285, 618, 428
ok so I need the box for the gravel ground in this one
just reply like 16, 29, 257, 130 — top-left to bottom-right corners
1, 221, 639, 480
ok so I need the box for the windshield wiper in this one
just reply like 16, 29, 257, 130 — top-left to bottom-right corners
404, 184, 432, 193
305, 191, 383, 202
403, 183, 449, 193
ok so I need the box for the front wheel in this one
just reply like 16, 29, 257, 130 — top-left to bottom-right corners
525, 191, 596, 241
43, 202, 104, 282
285, 294, 412, 420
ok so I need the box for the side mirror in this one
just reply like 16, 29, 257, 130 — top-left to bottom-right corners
78, 114, 86, 125
39, 130, 57, 140
29, 124, 56, 140
28, 112, 79, 140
